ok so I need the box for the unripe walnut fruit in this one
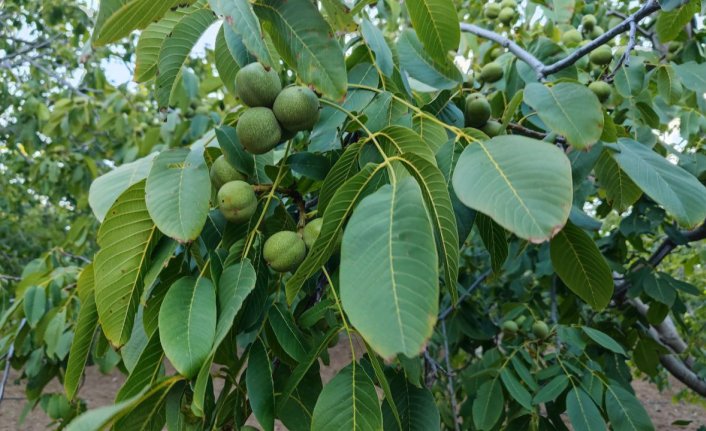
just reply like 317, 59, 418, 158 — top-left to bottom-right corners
263, 231, 307, 273
589, 45, 613, 65
234, 62, 282, 108
210, 155, 245, 190
303, 218, 323, 249
273, 86, 320, 132
588, 81, 612, 103
464, 96, 491, 128
484, 3, 501, 19
480, 62, 504, 83
236, 107, 282, 155
532, 321, 550, 339
218, 180, 257, 224
502, 320, 519, 334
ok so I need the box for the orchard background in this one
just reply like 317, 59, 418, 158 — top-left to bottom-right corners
2, 0, 706, 430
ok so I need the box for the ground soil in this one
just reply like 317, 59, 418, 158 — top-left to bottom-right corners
1, 337, 704, 430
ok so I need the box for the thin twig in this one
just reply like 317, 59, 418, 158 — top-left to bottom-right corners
607, 20, 638, 80
0, 319, 26, 405
441, 320, 461, 431
439, 270, 491, 321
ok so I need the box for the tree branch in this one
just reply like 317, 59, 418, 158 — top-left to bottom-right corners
611, 219, 706, 397
459, 23, 546, 79
460, 0, 662, 79
540, 0, 661, 77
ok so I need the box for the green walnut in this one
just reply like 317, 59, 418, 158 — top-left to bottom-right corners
303, 218, 323, 249
464, 95, 491, 128
562, 29, 583, 47
263, 231, 307, 273
532, 321, 550, 339
273, 86, 320, 132
581, 14, 596, 31
217, 180, 257, 224
498, 7, 515, 25
490, 47, 503, 60
236, 107, 282, 154
484, 3, 501, 19
210, 155, 245, 190
480, 62, 504, 83
588, 81, 612, 103
589, 45, 613, 65
667, 41, 682, 53
589, 26, 605, 39
234, 62, 282, 108
502, 320, 519, 334
481, 120, 504, 137
500, 0, 517, 7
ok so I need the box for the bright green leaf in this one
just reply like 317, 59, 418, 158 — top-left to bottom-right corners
158, 276, 216, 378
452, 136, 573, 243
524, 82, 604, 149
145, 148, 211, 242
341, 177, 439, 359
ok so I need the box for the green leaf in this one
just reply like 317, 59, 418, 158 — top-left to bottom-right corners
673, 61, 706, 93
279, 326, 342, 406
566, 387, 607, 431
23, 285, 45, 327
500, 368, 532, 410
532, 374, 569, 405
211, 0, 277, 69
155, 8, 217, 108
214, 24, 240, 96
396, 153, 459, 303
158, 276, 216, 378
113, 378, 177, 431
89, 153, 157, 222
476, 213, 508, 274
361, 19, 394, 76
246, 339, 275, 431
654, 65, 683, 104
146, 148, 211, 242
311, 363, 382, 431
550, 221, 613, 310
452, 136, 573, 243
253, 0, 347, 99
268, 303, 308, 362
215, 125, 255, 177
65, 265, 98, 401
286, 164, 382, 303
524, 82, 604, 149
472, 378, 503, 430
643, 272, 676, 306
65, 379, 182, 431
608, 139, 706, 227
341, 177, 439, 359
318, 142, 363, 213
656, 1, 699, 43
614, 60, 646, 98
594, 149, 642, 212
192, 259, 256, 417
376, 125, 436, 166
605, 384, 655, 431
94, 181, 158, 347
134, 8, 190, 82
397, 29, 462, 91
405, 0, 460, 63
116, 332, 164, 402
382, 373, 439, 431
582, 327, 627, 356
93, 0, 192, 46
